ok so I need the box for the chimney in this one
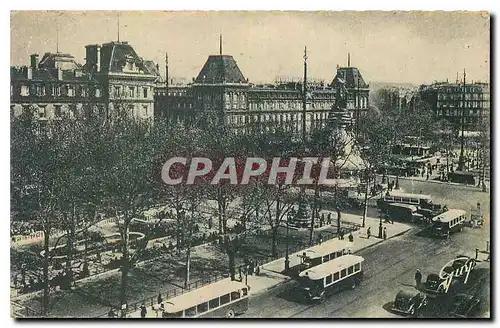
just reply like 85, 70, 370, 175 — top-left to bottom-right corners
96, 46, 101, 72
85, 45, 101, 73
57, 68, 63, 80
30, 54, 39, 69
27, 67, 33, 80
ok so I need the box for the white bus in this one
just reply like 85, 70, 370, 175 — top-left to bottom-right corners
379, 191, 434, 208
162, 279, 249, 318
298, 255, 365, 303
431, 209, 467, 238
297, 239, 352, 272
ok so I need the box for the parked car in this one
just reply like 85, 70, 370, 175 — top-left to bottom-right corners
392, 288, 428, 316
449, 293, 481, 318
425, 274, 446, 296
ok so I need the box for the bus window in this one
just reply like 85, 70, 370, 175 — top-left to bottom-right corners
326, 274, 332, 285
242, 288, 248, 297
209, 298, 220, 310
185, 306, 197, 317
323, 255, 329, 262
337, 251, 343, 257
197, 302, 208, 314
411, 198, 418, 204
164, 311, 183, 318
333, 272, 340, 281
329, 253, 336, 259
347, 266, 354, 275
230, 291, 240, 301
220, 294, 230, 306
341, 269, 347, 278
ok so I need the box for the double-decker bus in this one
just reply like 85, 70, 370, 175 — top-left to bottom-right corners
431, 209, 467, 238
162, 279, 249, 318
296, 239, 352, 273
298, 255, 365, 303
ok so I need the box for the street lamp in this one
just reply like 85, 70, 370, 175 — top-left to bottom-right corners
284, 214, 291, 271
378, 212, 383, 239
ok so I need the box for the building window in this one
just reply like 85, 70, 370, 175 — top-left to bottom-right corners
114, 86, 121, 97
143, 87, 148, 98
21, 85, 29, 96
38, 107, 46, 118
68, 86, 74, 97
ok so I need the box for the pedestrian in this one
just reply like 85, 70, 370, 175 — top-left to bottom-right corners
367, 227, 371, 239
415, 269, 422, 287
318, 233, 323, 245
140, 302, 147, 318
340, 229, 345, 240
327, 213, 332, 225
238, 266, 243, 281
157, 293, 163, 305
383, 227, 387, 240
348, 232, 354, 242
255, 263, 261, 276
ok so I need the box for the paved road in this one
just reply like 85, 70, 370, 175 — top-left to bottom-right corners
241, 220, 490, 318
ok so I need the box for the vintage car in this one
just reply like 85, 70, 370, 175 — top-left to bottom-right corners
449, 293, 481, 318
392, 288, 428, 316
425, 273, 445, 296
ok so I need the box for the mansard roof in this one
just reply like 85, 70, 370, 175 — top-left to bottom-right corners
331, 67, 368, 89
99, 41, 155, 75
195, 55, 247, 84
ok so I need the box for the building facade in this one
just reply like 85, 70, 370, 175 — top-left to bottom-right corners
154, 51, 370, 134
11, 41, 159, 121
418, 81, 490, 131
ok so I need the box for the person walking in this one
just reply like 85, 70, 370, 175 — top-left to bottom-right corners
348, 232, 354, 243
318, 233, 323, 245
140, 302, 147, 318
157, 293, 163, 305
383, 227, 387, 240
415, 269, 422, 287
367, 227, 371, 239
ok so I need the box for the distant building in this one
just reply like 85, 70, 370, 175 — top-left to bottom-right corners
418, 80, 490, 131
374, 86, 418, 112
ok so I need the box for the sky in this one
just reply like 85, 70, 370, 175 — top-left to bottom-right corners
10, 11, 490, 85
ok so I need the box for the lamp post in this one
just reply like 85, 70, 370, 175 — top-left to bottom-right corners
284, 214, 291, 271
378, 212, 383, 239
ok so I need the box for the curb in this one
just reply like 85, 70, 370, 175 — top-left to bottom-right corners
351, 228, 411, 254
385, 175, 487, 191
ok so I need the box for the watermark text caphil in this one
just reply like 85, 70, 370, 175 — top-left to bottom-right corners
161, 157, 340, 185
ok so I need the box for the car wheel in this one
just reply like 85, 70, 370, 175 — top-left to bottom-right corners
225, 309, 235, 318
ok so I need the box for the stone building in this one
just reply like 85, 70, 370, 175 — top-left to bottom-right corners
154, 48, 370, 134
418, 79, 490, 131
10, 52, 103, 120
11, 41, 159, 122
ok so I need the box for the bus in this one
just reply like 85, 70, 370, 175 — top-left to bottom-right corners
431, 209, 467, 238
161, 279, 249, 318
377, 191, 442, 216
296, 239, 352, 273
298, 255, 365, 303
386, 203, 425, 223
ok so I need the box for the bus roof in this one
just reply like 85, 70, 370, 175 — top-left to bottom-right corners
386, 191, 432, 200
299, 255, 365, 280
301, 239, 351, 258
164, 279, 247, 313
432, 209, 467, 223
388, 203, 418, 210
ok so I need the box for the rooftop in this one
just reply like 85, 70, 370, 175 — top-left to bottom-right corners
331, 67, 369, 89
195, 55, 247, 85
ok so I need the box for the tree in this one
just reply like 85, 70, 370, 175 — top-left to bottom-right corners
98, 107, 157, 314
